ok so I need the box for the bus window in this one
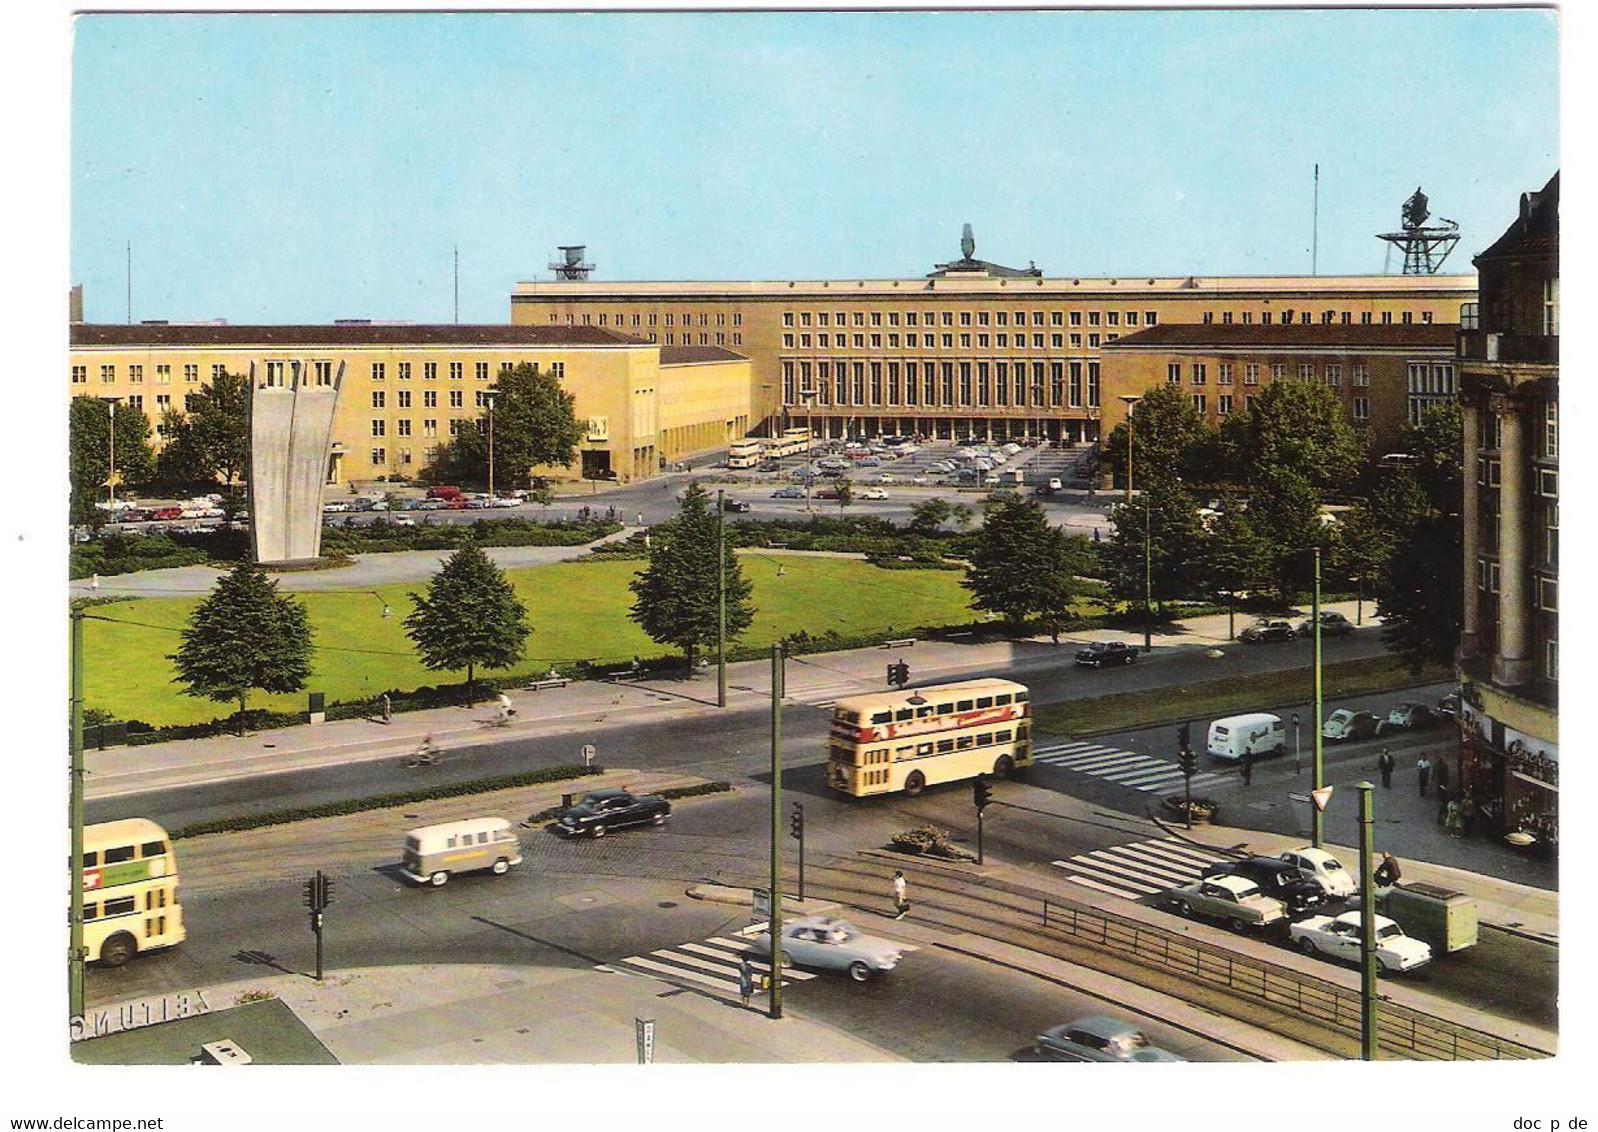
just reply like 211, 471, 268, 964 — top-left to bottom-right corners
917, 743, 934, 756
936, 739, 955, 753
1014, 691, 1029, 703
141, 840, 166, 857
957, 736, 973, 750
996, 729, 1013, 742
104, 897, 136, 917
916, 706, 934, 718
104, 845, 134, 864
84, 903, 99, 921
895, 708, 913, 722
976, 732, 993, 746
977, 697, 993, 708
895, 746, 913, 759
870, 711, 892, 724
995, 694, 1012, 706
81, 851, 98, 868
837, 711, 860, 724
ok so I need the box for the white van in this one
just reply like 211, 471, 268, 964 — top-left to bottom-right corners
1206, 713, 1286, 762
401, 817, 523, 887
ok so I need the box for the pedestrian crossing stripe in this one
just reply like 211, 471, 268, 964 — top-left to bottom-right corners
1030, 740, 1230, 793
1052, 837, 1238, 902
601, 931, 817, 993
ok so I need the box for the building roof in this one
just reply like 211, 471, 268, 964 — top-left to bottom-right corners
1475, 171, 1559, 264
658, 345, 748, 365
71, 323, 646, 349
1103, 323, 1459, 351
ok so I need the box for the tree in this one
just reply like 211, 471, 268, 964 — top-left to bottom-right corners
950, 503, 976, 531
70, 397, 156, 526
962, 495, 1086, 638
629, 482, 755, 671
185, 371, 252, 491
404, 542, 531, 704
153, 408, 210, 489
1201, 502, 1271, 635
447, 363, 585, 488
834, 477, 853, 513
168, 561, 313, 731
1101, 476, 1208, 616
1099, 383, 1219, 489
1247, 465, 1327, 604
1221, 380, 1364, 492
908, 497, 952, 534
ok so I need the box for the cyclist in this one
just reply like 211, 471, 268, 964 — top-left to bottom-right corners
495, 692, 516, 726
407, 734, 440, 767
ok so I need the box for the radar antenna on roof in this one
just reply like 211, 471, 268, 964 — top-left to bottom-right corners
550, 245, 595, 281
1377, 186, 1460, 274
960, 223, 975, 261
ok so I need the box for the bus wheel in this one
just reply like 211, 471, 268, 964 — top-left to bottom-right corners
492, 858, 510, 875
100, 932, 137, 968
429, 871, 449, 887
903, 771, 926, 797
993, 755, 1015, 779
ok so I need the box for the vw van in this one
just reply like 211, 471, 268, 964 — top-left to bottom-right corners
1206, 713, 1286, 762
401, 817, 522, 887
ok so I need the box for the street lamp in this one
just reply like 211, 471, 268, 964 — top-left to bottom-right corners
800, 389, 817, 513
1118, 395, 1152, 653
483, 388, 501, 499
100, 397, 122, 515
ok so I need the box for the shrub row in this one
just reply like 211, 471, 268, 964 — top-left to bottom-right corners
171, 763, 604, 840
321, 517, 621, 555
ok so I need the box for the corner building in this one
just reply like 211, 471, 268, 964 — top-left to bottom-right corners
1455, 172, 1558, 851
511, 247, 1474, 443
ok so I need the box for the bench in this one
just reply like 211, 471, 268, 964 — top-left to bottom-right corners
525, 677, 570, 691
605, 668, 647, 682
881, 638, 917, 649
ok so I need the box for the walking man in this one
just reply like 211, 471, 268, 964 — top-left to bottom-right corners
1240, 749, 1253, 786
1417, 754, 1432, 797
737, 954, 754, 1008
1378, 748, 1395, 789
892, 870, 909, 919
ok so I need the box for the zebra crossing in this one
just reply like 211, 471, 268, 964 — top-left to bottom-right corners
1030, 739, 1231, 794
1052, 836, 1238, 902
596, 923, 816, 995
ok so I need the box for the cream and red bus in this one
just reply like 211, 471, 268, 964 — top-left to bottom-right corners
78, 818, 186, 967
728, 439, 765, 469
826, 678, 1031, 798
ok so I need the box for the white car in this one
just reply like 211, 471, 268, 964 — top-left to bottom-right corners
1279, 847, 1357, 899
878, 474, 896, 484
1048, 477, 1063, 491
861, 487, 888, 500
1290, 911, 1432, 973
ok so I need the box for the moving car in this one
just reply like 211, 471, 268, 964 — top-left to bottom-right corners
1206, 713, 1286, 763
1074, 641, 1138, 668
722, 497, 751, 512
1202, 856, 1326, 915
860, 487, 888, 500
1381, 702, 1439, 733
1278, 847, 1357, 899
1322, 709, 1382, 742
1289, 911, 1433, 973
1033, 1016, 1186, 1063
1048, 477, 1064, 492
553, 789, 671, 839
1167, 875, 1287, 931
401, 817, 522, 887
1298, 611, 1355, 637
814, 487, 841, 500
1240, 619, 1296, 643
747, 915, 904, 982
771, 486, 805, 499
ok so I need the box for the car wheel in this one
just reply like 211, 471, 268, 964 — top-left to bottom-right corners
100, 932, 137, 968
904, 771, 926, 797
429, 871, 449, 887
993, 754, 1015, 780
1125, 653, 1136, 665
590, 823, 606, 839
492, 858, 510, 875
1226, 917, 1249, 933
848, 961, 873, 983
1175, 900, 1193, 919
651, 812, 667, 826
778, 951, 794, 970
1297, 936, 1319, 956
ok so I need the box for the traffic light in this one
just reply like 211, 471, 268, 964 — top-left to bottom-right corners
303, 871, 334, 913
1178, 748, 1198, 778
790, 803, 805, 841
973, 773, 993, 810
887, 660, 910, 688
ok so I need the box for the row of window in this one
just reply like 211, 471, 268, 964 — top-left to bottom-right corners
81, 840, 167, 868
1201, 309, 1432, 326
1473, 559, 1560, 613
370, 360, 563, 381
1167, 362, 1375, 387
551, 311, 743, 329
853, 727, 1023, 763
84, 887, 169, 922
369, 418, 479, 438
78, 359, 568, 385
371, 389, 499, 409
783, 360, 1101, 410
786, 309, 1156, 330
783, 331, 1118, 351
1187, 393, 1370, 420
654, 332, 742, 347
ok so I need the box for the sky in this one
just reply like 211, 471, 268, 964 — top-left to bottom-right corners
69, 7, 1560, 326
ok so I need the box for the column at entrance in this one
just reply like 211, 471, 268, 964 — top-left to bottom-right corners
1459, 399, 1481, 658
1493, 396, 1532, 686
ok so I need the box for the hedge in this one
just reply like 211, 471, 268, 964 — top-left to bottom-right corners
171, 763, 605, 840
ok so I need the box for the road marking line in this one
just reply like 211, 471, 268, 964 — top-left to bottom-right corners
1096, 760, 1174, 782
1087, 850, 1193, 886
1147, 839, 1235, 867
1043, 750, 1137, 771
1081, 845, 1194, 879
1068, 856, 1171, 890
1035, 740, 1103, 756
1044, 745, 1125, 762
615, 955, 741, 992
1064, 873, 1149, 900
688, 942, 816, 979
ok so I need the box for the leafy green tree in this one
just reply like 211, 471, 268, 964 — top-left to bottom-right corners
962, 495, 1086, 638
448, 363, 585, 488
70, 397, 156, 526
404, 542, 531, 704
950, 503, 976, 531
1202, 502, 1272, 619
629, 482, 755, 672
186, 371, 251, 491
1247, 465, 1327, 604
1221, 380, 1364, 491
1101, 477, 1208, 617
168, 561, 313, 731
1099, 383, 1219, 489
909, 497, 953, 534
153, 409, 208, 489
834, 477, 853, 513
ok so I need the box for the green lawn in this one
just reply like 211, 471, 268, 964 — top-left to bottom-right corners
82, 556, 990, 726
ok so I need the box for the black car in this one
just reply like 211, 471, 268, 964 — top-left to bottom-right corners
1240, 619, 1296, 644
1202, 856, 1327, 915
1297, 611, 1355, 637
722, 498, 751, 512
1074, 641, 1138, 668
553, 789, 671, 838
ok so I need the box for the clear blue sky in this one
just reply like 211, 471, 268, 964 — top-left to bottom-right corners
71, 8, 1559, 324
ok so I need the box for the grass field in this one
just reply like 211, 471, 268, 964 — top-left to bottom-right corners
81, 555, 995, 726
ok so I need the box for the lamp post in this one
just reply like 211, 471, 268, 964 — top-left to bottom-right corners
101, 398, 121, 515
483, 389, 501, 499
1118, 395, 1152, 653
768, 642, 785, 1020
717, 489, 727, 709
801, 390, 817, 513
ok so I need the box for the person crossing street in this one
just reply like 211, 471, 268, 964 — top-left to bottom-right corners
1378, 749, 1395, 789
892, 870, 909, 919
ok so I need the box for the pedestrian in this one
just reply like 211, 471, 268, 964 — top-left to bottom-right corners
1240, 750, 1253, 786
1436, 781, 1452, 825
1416, 754, 1432, 797
1378, 748, 1395, 789
380, 693, 392, 725
1434, 757, 1450, 794
737, 955, 754, 1008
892, 870, 909, 919
1446, 799, 1464, 839
636, 511, 644, 527
1373, 852, 1402, 888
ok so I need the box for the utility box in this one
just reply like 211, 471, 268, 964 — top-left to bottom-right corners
195, 1039, 253, 1066
1378, 882, 1479, 953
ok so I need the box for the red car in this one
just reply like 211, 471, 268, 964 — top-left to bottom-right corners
426, 485, 464, 502
149, 506, 183, 521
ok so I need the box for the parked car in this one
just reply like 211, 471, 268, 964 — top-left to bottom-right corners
490, 495, 520, 508
1048, 477, 1063, 491
878, 473, 896, 484
747, 916, 904, 982
1381, 702, 1438, 734
322, 501, 349, 514
756, 460, 781, 473
1322, 709, 1382, 742
1074, 641, 1138, 668
417, 499, 447, 511
1167, 875, 1287, 931
1202, 856, 1326, 915
1298, 610, 1355, 637
426, 485, 464, 501
814, 487, 841, 500
1240, 619, 1296, 643
552, 789, 671, 838
1278, 846, 1357, 899
1033, 1016, 1186, 1063
911, 475, 930, 486
722, 497, 751, 512
1289, 911, 1433, 973
860, 487, 888, 500
1435, 692, 1462, 718
771, 486, 805, 499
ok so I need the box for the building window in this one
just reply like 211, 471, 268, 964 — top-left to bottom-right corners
1352, 364, 1369, 387
1217, 363, 1233, 385
128, 364, 143, 383
1126, 311, 1139, 326
783, 312, 794, 327
1297, 363, 1315, 381
475, 362, 489, 381
1544, 402, 1558, 459
371, 448, 385, 465
1192, 395, 1206, 415
155, 364, 171, 384
314, 360, 333, 386
423, 419, 437, 437
1325, 364, 1341, 387
1084, 333, 1097, 348
371, 391, 386, 409
184, 364, 199, 383
1544, 278, 1559, 335
1218, 394, 1233, 416
397, 390, 412, 409
424, 362, 437, 380
1069, 311, 1082, 326
1087, 360, 1100, 407
1545, 638, 1558, 681
1069, 334, 1081, 348
371, 419, 386, 437
212, 364, 227, 380
449, 362, 463, 380
1191, 363, 1206, 385
1167, 363, 1181, 385
783, 334, 794, 348
1221, 312, 1233, 325
1244, 364, 1259, 386
1271, 364, 1288, 381
71, 365, 86, 384
423, 390, 437, 408
398, 362, 412, 380
1381, 311, 1393, 325
449, 419, 463, 436
127, 395, 142, 411
397, 419, 412, 437
1537, 576, 1558, 613
449, 390, 463, 408
372, 363, 385, 381
1401, 311, 1413, 325
1353, 397, 1370, 421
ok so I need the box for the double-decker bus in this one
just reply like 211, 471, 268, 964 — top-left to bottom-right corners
728, 439, 765, 469
78, 818, 186, 967
826, 678, 1031, 798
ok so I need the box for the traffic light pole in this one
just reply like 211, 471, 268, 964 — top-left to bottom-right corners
717, 490, 727, 709
791, 803, 806, 902
1312, 546, 1325, 849
1357, 781, 1378, 1060
69, 608, 86, 1024
768, 643, 784, 1021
